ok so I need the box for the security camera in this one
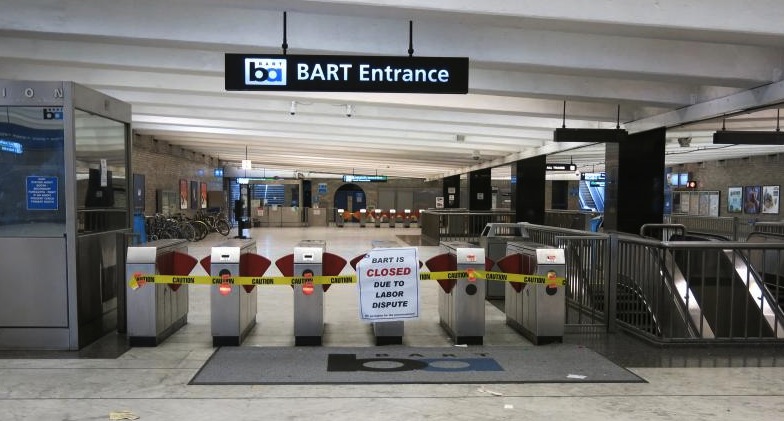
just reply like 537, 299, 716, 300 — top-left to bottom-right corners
473, 155, 480, 161
345, 104, 353, 118
472, 150, 481, 161
289, 101, 297, 116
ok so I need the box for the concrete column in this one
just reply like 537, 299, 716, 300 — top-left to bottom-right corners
603, 127, 665, 234
513, 155, 546, 224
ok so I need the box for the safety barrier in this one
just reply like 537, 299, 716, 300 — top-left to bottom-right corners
129, 270, 566, 288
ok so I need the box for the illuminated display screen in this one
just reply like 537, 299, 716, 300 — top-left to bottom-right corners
0, 139, 23, 154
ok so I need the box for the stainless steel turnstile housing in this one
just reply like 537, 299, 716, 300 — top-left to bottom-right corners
505, 242, 566, 344
479, 223, 529, 299
126, 239, 190, 346
439, 241, 486, 345
210, 239, 257, 346
294, 240, 326, 346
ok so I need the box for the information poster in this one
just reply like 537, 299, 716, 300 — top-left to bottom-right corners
728, 187, 742, 213
762, 185, 780, 214
744, 185, 762, 214
26, 176, 59, 210
357, 247, 419, 322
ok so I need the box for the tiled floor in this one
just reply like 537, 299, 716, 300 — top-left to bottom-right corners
2, 227, 784, 420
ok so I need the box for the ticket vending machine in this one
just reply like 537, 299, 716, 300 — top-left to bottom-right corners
276, 241, 347, 345
425, 242, 491, 345
126, 239, 198, 346
201, 238, 270, 346
496, 242, 566, 344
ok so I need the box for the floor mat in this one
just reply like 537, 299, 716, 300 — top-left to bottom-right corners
189, 345, 645, 385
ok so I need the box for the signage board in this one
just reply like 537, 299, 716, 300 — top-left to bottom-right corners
226, 54, 469, 94
546, 163, 576, 171
26, 176, 58, 210
357, 247, 420, 322
343, 175, 387, 183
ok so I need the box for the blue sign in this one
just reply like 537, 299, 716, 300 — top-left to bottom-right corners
318, 183, 328, 194
27, 176, 58, 210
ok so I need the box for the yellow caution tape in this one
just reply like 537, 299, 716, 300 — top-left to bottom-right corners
130, 270, 565, 289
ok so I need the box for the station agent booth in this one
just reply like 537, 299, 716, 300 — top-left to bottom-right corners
0, 80, 132, 350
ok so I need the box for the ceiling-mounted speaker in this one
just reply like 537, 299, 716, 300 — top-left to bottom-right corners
553, 128, 628, 143
712, 131, 784, 145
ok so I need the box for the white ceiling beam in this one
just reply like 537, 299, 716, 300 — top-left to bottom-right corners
0, 1, 779, 87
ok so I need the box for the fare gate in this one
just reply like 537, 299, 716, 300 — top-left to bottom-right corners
497, 242, 566, 345
350, 240, 412, 345
276, 240, 347, 346
200, 239, 270, 346
126, 239, 198, 346
479, 223, 530, 300
359, 209, 367, 227
425, 241, 490, 345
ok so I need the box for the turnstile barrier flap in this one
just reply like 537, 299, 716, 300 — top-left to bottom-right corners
425, 253, 457, 293
496, 253, 535, 292
240, 253, 272, 293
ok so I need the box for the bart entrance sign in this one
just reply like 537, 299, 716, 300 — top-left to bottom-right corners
225, 54, 469, 93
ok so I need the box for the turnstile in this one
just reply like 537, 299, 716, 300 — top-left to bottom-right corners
350, 240, 406, 345
276, 240, 347, 346
373, 209, 382, 228
478, 223, 529, 299
336, 209, 345, 227
126, 239, 197, 346
359, 209, 367, 227
202, 239, 267, 346
425, 241, 487, 345
497, 242, 566, 345
403, 209, 412, 228
388, 209, 396, 228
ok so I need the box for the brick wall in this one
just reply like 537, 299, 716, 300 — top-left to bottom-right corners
132, 134, 223, 216
674, 153, 783, 220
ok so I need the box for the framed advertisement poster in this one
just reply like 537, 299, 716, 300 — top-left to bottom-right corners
179, 179, 188, 210
200, 182, 208, 209
727, 186, 742, 213
743, 185, 762, 214
190, 180, 199, 210
762, 185, 780, 214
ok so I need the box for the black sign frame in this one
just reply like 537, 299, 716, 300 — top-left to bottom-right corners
226, 54, 469, 94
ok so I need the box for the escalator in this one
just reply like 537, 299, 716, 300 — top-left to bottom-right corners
668, 233, 784, 339
614, 238, 707, 339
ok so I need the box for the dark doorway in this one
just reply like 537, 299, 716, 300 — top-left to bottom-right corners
334, 184, 366, 222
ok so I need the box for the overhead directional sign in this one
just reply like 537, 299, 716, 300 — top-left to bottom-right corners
225, 54, 469, 93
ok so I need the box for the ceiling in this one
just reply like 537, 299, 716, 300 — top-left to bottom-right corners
2, 0, 784, 180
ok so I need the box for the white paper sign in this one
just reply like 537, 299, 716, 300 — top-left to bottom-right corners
357, 247, 419, 322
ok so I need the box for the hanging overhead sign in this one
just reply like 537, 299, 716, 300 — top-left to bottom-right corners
225, 54, 469, 94
343, 175, 387, 182
546, 164, 576, 171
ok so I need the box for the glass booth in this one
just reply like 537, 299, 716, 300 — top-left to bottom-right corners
0, 80, 132, 350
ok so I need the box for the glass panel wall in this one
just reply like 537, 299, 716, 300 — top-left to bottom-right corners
75, 109, 128, 233
0, 106, 66, 237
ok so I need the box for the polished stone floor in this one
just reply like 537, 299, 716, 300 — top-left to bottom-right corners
2, 226, 784, 420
